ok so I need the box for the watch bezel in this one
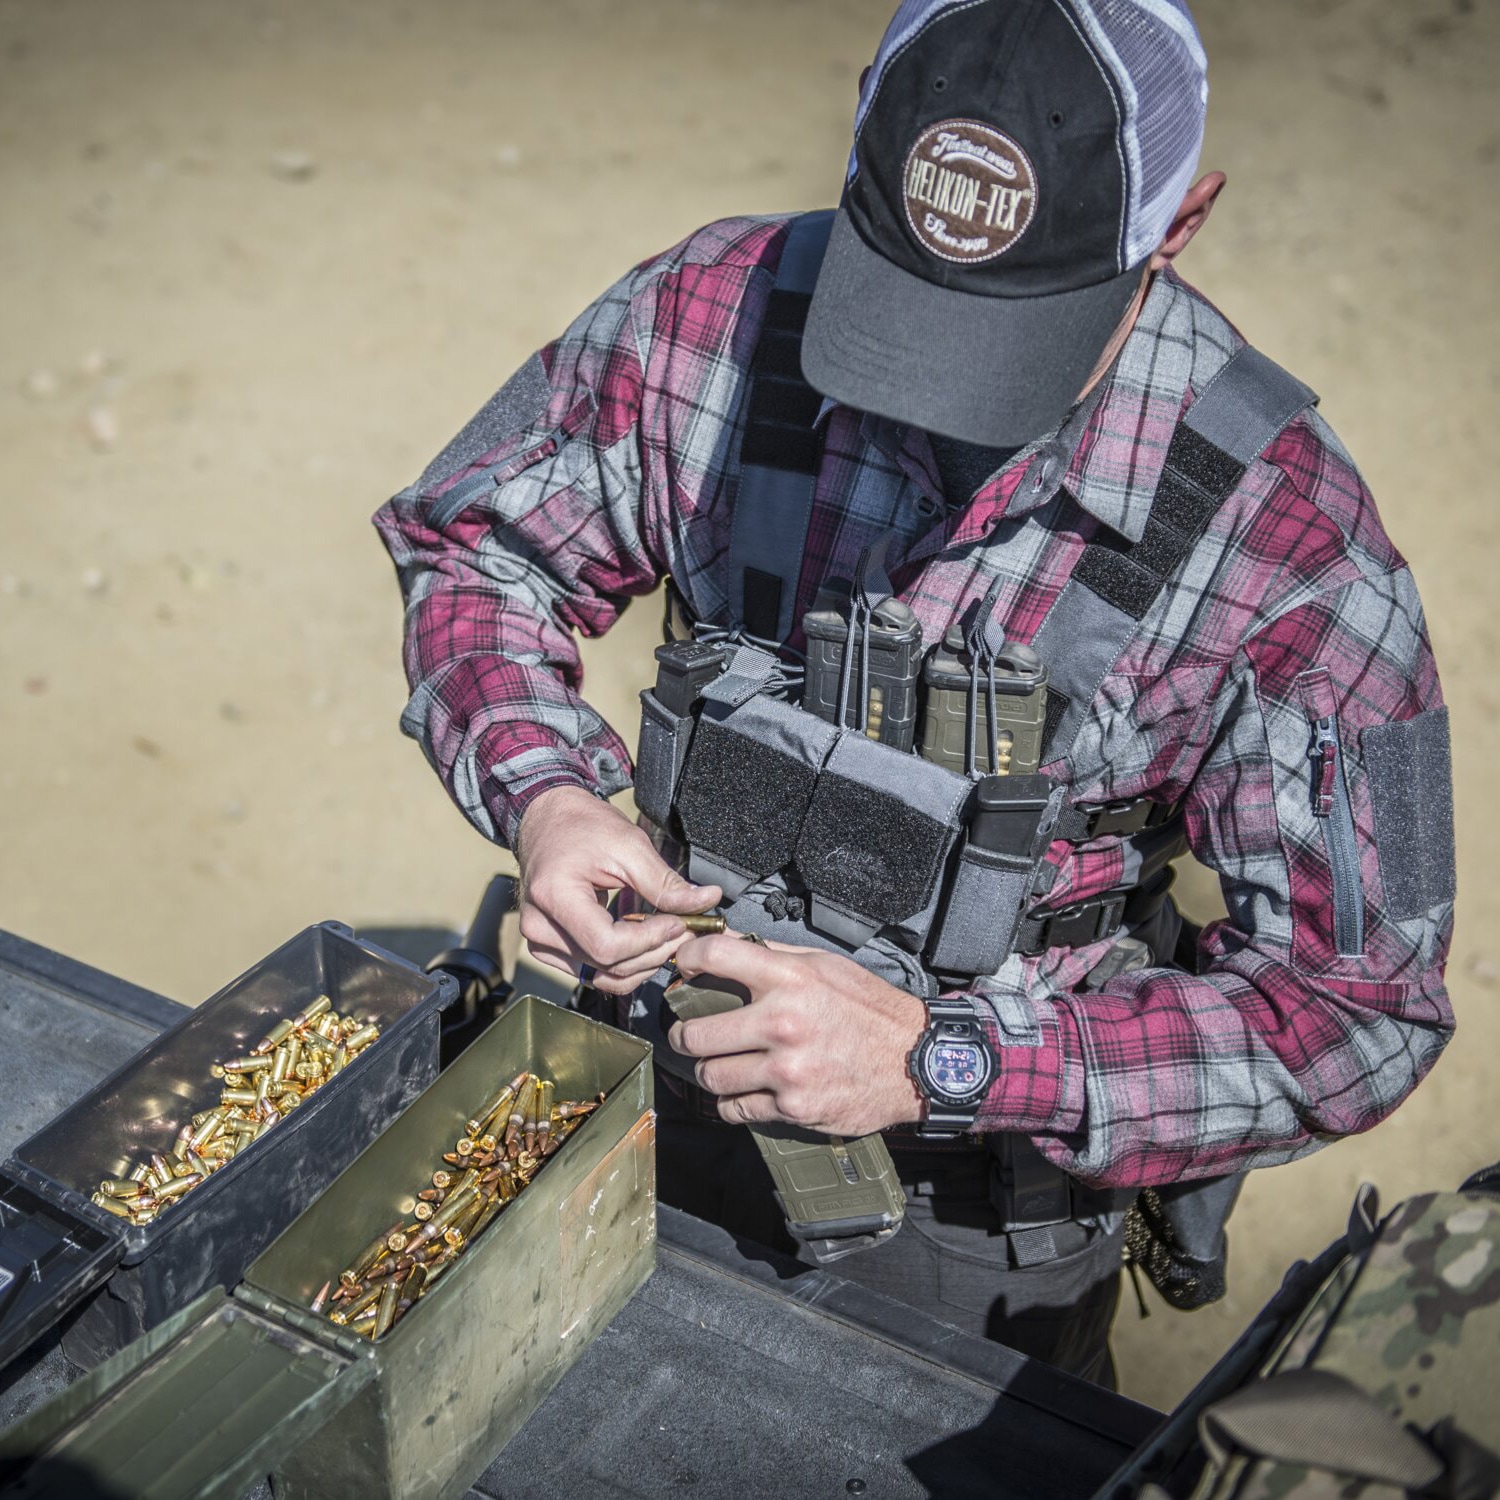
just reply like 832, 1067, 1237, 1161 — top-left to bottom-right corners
913, 1016, 995, 1110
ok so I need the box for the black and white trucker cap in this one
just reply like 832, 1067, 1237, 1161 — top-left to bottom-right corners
802, 0, 1209, 446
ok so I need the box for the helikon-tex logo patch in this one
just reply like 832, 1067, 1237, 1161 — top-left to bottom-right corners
902, 119, 1037, 264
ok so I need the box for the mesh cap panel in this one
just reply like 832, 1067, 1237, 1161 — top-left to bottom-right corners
1071, 0, 1208, 264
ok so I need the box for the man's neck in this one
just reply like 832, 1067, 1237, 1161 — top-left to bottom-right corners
1076, 268, 1154, 405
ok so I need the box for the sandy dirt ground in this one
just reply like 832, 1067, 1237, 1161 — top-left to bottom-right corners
1, 0, 1496, 1412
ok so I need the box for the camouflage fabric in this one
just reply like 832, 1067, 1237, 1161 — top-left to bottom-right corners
1186, 1188, 1500, 1500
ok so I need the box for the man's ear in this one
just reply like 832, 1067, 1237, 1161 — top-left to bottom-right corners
1149, 172, 1226, 270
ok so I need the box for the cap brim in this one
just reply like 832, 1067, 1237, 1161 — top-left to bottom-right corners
802, 209, 1142, 447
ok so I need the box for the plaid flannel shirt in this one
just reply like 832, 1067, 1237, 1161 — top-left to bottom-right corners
375, 215, 1454, 1187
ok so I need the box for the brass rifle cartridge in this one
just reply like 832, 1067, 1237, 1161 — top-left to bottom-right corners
466, 1075, 522, 1138
395, 1262, 426, 1314
418, 1187, 444, 1203
350, 1229, 393, 1279
431, 1170, 453, 1191
535, 1082, 555, 1151
342, 1281, 384, 1321
506, 1075, 536, 1149
310, 1280, 332, 1314
477, 1134, 498, 1155
99, 1178, 141, 1199
470, 1194, 506, 1238
350, 1307, 378, 1333
455, 1137, 475, 1157
422, 1249, 458, 1289
386, 1230, 411, 1254
373, 1280, 399, 1339
414, 1202, 434, 1222
441, 1153, 462, 1166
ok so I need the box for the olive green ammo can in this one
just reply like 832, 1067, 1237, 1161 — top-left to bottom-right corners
0, 998, 656, 1500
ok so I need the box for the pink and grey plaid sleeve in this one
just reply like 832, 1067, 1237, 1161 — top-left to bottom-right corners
372, 265, 666, 847
973, 429, 1455, 1186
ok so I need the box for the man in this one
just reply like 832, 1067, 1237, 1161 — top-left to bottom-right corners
376, 0, 1455, 1385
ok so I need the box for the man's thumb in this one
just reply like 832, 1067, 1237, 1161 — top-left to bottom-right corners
621, 847, 720, 915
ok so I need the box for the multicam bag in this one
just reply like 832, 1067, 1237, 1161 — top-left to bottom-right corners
1101, 1166, 1500, 1500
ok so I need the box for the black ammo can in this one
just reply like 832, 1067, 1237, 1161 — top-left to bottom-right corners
0, 922, 453, 1373
0, 998, 655, 1500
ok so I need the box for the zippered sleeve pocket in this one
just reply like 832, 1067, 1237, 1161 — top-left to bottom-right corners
1296, 668, 1365, 957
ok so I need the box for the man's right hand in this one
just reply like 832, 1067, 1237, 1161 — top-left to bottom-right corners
516, 784, 722, 995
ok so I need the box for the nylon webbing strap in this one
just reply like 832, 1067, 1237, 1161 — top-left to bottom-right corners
1035, 345, 1316, 762
729, 210, 836, 643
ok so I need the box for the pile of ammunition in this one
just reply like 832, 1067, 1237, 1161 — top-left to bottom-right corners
310, 1070, 601, 1340
90, 995, 380, 1228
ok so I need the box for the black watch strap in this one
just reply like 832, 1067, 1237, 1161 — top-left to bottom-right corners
910, 997, 994, 1140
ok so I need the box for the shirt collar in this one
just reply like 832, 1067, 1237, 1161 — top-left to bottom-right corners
1038, 270, 1200, 544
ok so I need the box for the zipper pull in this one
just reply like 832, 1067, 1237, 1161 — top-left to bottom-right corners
1308, 716, 1338, 818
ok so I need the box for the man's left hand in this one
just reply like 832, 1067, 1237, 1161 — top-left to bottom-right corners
668, 934, 928, 1138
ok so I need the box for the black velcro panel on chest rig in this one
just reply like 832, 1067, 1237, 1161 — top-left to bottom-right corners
675, 716, 815, 882
1070, 427, 1247, 624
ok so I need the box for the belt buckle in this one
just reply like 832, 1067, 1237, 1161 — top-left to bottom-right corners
1040, 893, 1128, 950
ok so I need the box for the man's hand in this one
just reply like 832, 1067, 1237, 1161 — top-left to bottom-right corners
516, 785, 720, 995
668, 935, 927, 1138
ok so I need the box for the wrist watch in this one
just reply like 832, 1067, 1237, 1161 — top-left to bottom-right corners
907, 997, 997, 1139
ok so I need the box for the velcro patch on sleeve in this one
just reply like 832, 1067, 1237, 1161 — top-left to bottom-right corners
1362, 707, 1457, 920
418, 353, 552, 495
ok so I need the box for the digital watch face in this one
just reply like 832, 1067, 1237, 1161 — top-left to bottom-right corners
922, 1031, 994, 1105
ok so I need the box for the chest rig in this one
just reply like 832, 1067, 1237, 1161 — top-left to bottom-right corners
636, 212, 1317, 999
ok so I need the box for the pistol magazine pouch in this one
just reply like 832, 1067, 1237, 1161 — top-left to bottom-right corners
928, 782, 1067, 978
634, 688, 697, 832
